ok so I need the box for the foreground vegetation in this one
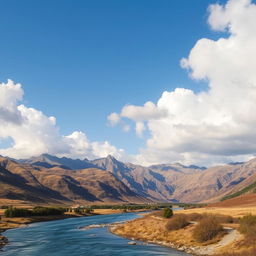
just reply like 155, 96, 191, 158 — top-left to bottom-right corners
111, 208, 256, 255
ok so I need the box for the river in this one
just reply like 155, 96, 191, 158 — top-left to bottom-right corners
1, 213, 190, 256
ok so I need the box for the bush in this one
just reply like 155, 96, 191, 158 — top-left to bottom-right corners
216, 214, 234, 224
186, 213, 235, 223
0, 205, 9, 209
186, 213, 204, 222
163, 208, 173, 218
32, 206, 65, 216
4, 206, 65, 218
193, 216, 223, 242
239, 215, 256, 238
4, 207, 31, 218
166, 214, 189, 231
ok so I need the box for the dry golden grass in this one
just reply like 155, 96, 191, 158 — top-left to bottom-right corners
93, 208, 149, 215
179, 207, 256, 218
93, 209, 125, 215
113, 215, 202, 247
0, 199, 33, 207
112, 210, 253, 255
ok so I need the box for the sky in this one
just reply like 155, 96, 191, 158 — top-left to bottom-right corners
1, 0, 256, 166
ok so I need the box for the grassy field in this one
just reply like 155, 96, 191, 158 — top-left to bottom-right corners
179, 206, 256, 218
111, 206, 256, 255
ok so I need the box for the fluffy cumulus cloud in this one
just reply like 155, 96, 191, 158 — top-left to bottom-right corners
109, 0, 256, 166
0, 80, 125, 160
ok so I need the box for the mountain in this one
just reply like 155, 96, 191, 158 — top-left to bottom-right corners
0, 157, 146, 205
8, 154, 256, 204
92, 156, 256, 203
20, 153, 96, 170
92, 155, 176, 201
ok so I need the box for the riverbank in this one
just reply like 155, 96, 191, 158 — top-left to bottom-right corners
110, 211, 246, 255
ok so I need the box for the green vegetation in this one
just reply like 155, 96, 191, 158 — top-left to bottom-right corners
72, 207, 94, 215
90, 204, 162, 211
88, 202, 205, 211
0, 206, 9, 209
166, 214, 189, 230
4, 206, 66, 218
163, 207, 173, 218
31, 206, 66, 216
4, 207, 31, 218
193, 216, 224, 242
221, 180, 256, 201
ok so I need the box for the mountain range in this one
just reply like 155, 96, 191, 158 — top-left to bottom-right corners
1, 153, 256, 205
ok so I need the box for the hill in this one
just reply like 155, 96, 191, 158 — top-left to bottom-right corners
0, 157, 146, 205
209, 193, 256, 207
17, 154, 256, 203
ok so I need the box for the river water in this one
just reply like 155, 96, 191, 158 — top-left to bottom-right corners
1, 213, 190, 256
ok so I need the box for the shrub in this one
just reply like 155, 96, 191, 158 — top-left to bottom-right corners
0, 205, 9, 209
163, 208, 173, 218
216, 214, 234, 224
186, 213, 235, 223
239, 214, 256, 238
84, 208, 93, 214
4, 206, 65, 218
4, 207, 31, 218
166, 214, 189, 231
193, 216, 223, 242
186, 213, 204, 221
32, 207, 65, 216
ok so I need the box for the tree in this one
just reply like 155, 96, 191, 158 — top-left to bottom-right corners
163, 207, 173, 218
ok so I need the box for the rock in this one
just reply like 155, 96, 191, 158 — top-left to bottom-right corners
128, 241, 137, 245
0, 235, 8, 247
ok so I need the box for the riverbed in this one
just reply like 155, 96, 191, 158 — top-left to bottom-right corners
1, 212, 190, 256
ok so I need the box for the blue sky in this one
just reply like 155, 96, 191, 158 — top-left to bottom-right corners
3, 0, 254, 166
0, 0, 219, 152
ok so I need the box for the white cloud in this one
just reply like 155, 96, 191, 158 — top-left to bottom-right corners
120, 101, 167, 122
135, 122, 145, 137
110, 0, 256, 166
108, 101, 168, 136
107, 112, 120, 126
0, 80, 125, 160
63, 131, 125, 160
0, 80, 24, 124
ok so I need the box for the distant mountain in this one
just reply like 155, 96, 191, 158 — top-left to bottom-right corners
92, 156, 256, 203
93, 156, 176, 201
7, 154, 256, 204
20, 153, 96, 170
0, 157, 146, 204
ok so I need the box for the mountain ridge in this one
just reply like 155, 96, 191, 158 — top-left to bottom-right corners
2, 154, 256, 204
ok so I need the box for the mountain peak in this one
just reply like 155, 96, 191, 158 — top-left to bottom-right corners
106, 154, 117, 161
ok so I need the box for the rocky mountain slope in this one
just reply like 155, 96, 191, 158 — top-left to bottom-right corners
0, 157, 146, 204
18, 154, 256, 203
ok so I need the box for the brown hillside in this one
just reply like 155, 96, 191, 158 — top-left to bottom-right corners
209, 193, 256, 207
0, 157, 146, 205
